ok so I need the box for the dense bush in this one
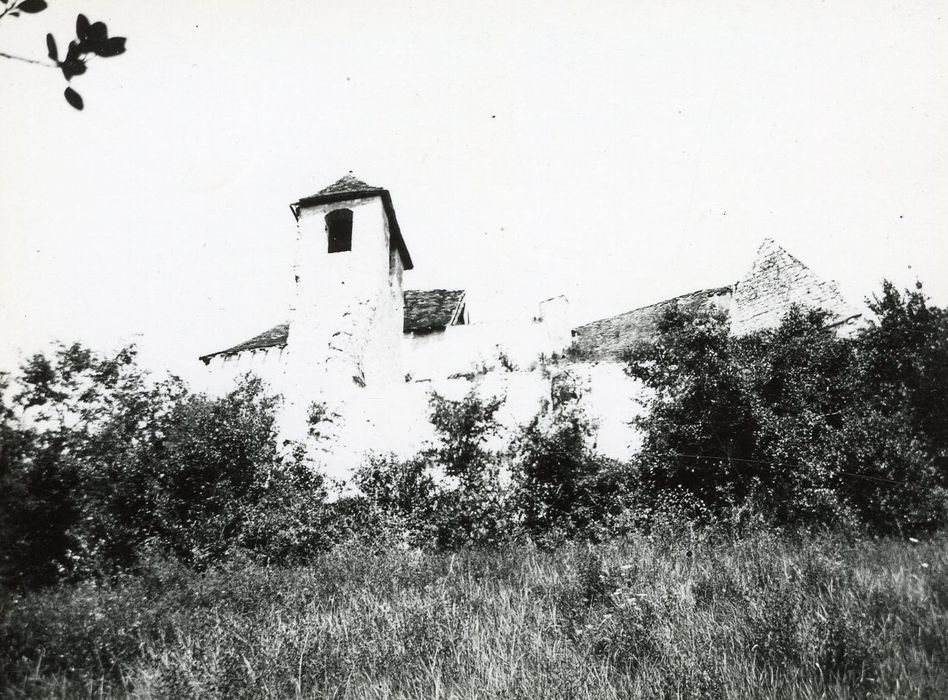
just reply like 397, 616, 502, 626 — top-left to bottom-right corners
0, 344, 330, 586
625, 281, 948, 534
1, 279, 946, 588
0, 344, 174, 584
351, 388, 511, 549
510, 372, 630, 542
425, 388, 511, 548
350, 453, 440, 549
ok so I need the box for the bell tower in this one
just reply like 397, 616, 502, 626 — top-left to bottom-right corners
284, 174, 413, 393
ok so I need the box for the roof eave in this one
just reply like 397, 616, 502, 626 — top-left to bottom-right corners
198, 342, 288, 366
289, 188, 414, 271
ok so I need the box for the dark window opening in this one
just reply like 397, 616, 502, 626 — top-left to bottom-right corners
326, 208, 353, 254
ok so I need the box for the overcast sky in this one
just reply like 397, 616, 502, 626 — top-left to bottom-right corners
2, 0, 946, 384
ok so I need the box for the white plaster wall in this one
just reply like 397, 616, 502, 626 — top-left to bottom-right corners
309, 361, 647, 481
277, 194, 406, 449
201, 308, 651, 481
312, 368, 551, 480
403, 312, 571, 382
200, 348, 287, 396
570, 362, 647, 458
201, 348, 650, 484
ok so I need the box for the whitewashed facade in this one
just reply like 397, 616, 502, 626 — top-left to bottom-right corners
201, 176, 861, 479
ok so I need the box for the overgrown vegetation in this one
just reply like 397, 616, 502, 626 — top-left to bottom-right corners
0, 345, 332, 587
2, 280, 946, 586
624, 281, 948, 534
1, 534, 945, 698
0, 279, 946, 695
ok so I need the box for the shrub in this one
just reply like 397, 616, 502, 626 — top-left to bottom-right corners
510, 372, 621, 540
236, 443, 339, 562
624, 281, 948, 534
0, 344, 334, 586
624, 305, 760, 514
424, 388, 511, 548
0, 343, 178, 584
350, 453, 439, 548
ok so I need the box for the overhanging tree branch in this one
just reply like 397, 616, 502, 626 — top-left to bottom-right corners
0, 2, 127, 110
0, 50, 54, 66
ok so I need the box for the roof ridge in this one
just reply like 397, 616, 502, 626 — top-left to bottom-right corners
575, 285, 732, 330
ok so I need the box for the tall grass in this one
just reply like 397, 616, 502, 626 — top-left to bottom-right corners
2, 531, 946, 698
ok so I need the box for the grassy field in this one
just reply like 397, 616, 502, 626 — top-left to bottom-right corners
1, 530, 946, 699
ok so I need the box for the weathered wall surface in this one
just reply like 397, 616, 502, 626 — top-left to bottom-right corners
202, 347, 287, 396
571, 287, 733, 361
287, 195, 404, 387
273, 195, 407, 451
199, 236, 864, 481
731, 238, 861, 335
403, 307, 572, 382
302, 359, 646, 481
290, 298, 581, 479
199, 311, 642, 482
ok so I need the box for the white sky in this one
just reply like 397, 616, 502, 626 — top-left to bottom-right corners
2, 0, 946, 384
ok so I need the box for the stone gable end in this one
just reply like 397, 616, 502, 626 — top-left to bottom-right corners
730, 238, 859, 335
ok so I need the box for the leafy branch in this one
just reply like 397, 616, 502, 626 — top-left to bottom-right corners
0, 1, 127, 110
0, 0, 51, 22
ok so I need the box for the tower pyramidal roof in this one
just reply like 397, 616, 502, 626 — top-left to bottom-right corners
313, 174, 381, 198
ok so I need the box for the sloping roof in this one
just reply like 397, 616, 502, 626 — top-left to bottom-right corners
290, 174, 414, 270
569, 240, 862, 361
199, 322, 289, 364
310, 174, 381, 198
570, 286, 734, 361
200, 290, 466, 362
403, 289, 466, 333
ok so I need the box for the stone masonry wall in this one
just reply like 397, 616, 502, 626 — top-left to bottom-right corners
730, 238, 860, 335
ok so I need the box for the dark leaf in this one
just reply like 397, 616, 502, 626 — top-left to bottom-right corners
46, 33, 57, 62
60, 42, 87, 79
87, 21, 108, 43
17, 0, 47, 13
96, 36, 126, 58
76, 13, 90, 41
64, 86, 84, 111
78, 21, 109, 55
61, 61, 86, 80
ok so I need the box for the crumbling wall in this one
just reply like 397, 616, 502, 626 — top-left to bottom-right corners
731, 238, 860, 335
201, 347, 287, 396
298, 358, 647, 482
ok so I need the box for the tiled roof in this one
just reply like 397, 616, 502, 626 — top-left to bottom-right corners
403, 289, 466, 333
290, 173, 413, 270
570, 286, 734, 361
200, 290, 466, 362
199, 322, 289, 364
311, 174, 383, 198
569, 241, 862, 361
